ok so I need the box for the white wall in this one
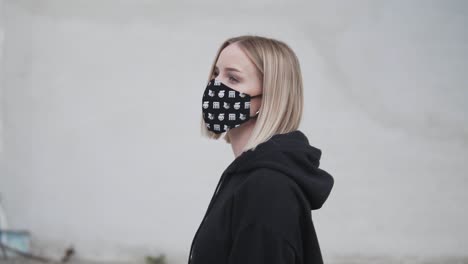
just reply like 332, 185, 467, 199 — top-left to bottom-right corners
0, 0, 467, 263
0, 0, 6, 226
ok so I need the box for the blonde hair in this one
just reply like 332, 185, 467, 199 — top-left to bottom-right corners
200, 35, 304, 152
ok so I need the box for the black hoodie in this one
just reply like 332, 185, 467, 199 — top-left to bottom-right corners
188, 130, 334, 264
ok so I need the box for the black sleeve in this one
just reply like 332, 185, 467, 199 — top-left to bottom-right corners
228, 169, 303, 264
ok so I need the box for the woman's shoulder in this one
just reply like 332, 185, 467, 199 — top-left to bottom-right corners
235, 168, 303, 201
231, 168, 304, 222
229, 168, 305, 249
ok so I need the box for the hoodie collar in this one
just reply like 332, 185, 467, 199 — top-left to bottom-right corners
223, 130, 334, 210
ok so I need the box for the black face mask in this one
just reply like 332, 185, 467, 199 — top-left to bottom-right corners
202, 78, 262, 134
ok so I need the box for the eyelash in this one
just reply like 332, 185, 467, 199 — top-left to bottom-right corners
213, 72, 238, 83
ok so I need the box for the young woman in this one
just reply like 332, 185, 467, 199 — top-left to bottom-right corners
189, 35, 335, 264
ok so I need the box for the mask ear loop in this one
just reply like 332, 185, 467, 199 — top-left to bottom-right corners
251, 94, 262, 118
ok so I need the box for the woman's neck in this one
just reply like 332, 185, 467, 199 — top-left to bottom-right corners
228, 118, 257, 158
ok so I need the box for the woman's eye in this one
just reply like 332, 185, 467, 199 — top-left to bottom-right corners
211, 71, 237, 82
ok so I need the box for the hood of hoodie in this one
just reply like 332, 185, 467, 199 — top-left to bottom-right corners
223, 130, 334, 210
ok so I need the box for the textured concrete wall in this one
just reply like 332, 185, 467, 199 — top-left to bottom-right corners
0, 0, 467, 263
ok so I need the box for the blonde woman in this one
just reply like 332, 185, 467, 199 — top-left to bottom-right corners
190, 35, 334, 264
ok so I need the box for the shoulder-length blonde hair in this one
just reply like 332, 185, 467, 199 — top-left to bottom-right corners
200, 35, 304, 152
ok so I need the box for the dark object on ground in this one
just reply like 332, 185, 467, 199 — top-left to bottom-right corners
60, 247, 75, 263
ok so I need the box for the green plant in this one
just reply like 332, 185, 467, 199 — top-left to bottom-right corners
145, 253, 166, 264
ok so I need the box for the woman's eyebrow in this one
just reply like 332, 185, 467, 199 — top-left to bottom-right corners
215, 65, 242, 73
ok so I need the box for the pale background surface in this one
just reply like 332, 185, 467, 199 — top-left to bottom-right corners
0, 0, 467, 263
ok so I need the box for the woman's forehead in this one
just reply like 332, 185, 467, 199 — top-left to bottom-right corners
216, 44, 255, 74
